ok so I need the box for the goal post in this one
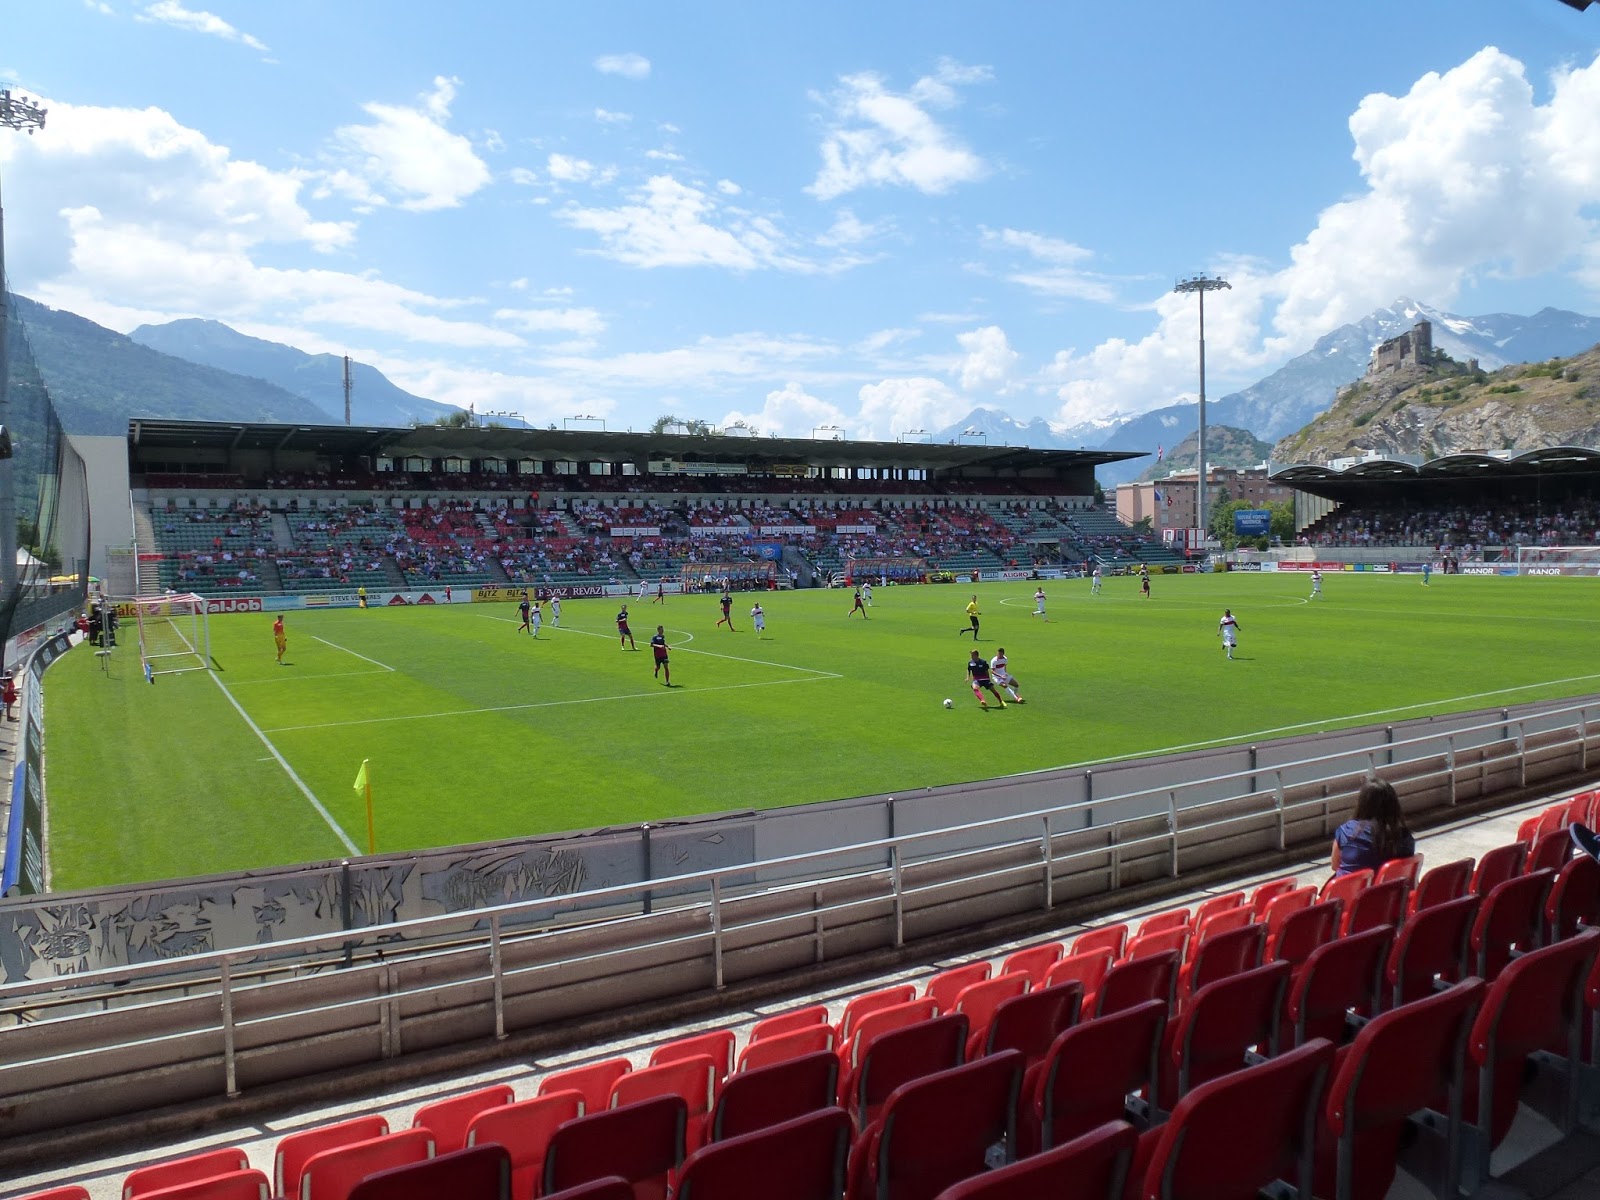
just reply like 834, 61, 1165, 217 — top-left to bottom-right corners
128, 593, 212, 676
844, 556, 928, 585
1513, 546, 1600, 576
679, 561, 778, 593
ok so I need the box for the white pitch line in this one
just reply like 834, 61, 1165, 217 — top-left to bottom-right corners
230, 669, 391, 685
261, 675, 836, 734
1006, 670, 1600, 779
205, 670, 361, 854
309, 634, 395, 671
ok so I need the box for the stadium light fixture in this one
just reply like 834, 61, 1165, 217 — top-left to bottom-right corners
898, 429, 932, 444
812, 424, 844, 440
1, 89, 47, 601
1173, 273, 1230, 551
958, 428, 988, 446
563, 414, 606, 431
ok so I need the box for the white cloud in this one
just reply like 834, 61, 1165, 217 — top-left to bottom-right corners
807, 58, 991, 200
481, 129, 506, 153
716, 179, 742, 196
816, 208, 887, 248
645, 148, 684, 162
494, 306, 608, 338
858, 328, 920, 354
138, 1, 268, 53
721, 382, 849, 438
594, 108, 632, 124
546, 153, 597, 183
855, 376, 968, 441
539, 332, 838, 389
507, 278, 529, 291
330, 76, 491, 211
595, 53, 651, 80
83, 0, 115, 13
556, 175, 819, 271
982, 226, 1116, 303
507, 166, 539, 187
956, 326, 1019, 393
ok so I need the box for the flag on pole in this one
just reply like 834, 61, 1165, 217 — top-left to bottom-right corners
1153, 488, 1163, 504
354, 759, 375, 854
353, 759, 368, 794
1157, 444, 1164, 462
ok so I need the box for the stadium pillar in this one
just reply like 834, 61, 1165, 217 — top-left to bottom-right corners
1173, 274, 1230, 554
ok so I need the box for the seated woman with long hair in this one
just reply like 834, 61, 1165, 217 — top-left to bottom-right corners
1332, 778, 1415, 876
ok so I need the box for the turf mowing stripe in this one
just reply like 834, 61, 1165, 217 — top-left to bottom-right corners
229, 669, 392, 685
205, 670, 361, 854
309, 633, 396, 671
258, 674, 839, 733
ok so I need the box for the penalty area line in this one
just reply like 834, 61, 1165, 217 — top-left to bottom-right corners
204, 670, 361, 855
476, 613, 834, 676
309, 634, 396, 671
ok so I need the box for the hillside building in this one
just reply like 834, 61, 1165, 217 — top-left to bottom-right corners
1116, 466, 1295, 534
1370, 319, 1433, 374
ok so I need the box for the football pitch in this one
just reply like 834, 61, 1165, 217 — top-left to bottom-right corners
42, 572, 1600, 889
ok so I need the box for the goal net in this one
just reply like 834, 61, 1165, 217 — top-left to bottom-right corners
679, 561, 778, 593
130, 593, 212, 676
844, 556, 927, 585
1513, 546, 1600, 576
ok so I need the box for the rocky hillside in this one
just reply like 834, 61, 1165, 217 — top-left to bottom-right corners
1272, 344, 1600, 464
1135, 425, 1271, 481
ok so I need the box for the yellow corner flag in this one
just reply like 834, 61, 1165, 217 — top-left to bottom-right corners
354, 759, 375, 855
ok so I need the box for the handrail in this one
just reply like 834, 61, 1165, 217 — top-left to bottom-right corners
1, 694, 1590, 1008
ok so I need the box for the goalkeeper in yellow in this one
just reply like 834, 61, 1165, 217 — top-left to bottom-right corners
273, 615, 287, 665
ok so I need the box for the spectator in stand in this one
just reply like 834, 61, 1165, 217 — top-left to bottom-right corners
1331, 779, 1415, 877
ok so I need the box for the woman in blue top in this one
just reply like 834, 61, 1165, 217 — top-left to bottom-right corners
1332, 778, 1415, 876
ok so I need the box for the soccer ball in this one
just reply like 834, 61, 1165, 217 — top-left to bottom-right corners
943, 698, 953, 709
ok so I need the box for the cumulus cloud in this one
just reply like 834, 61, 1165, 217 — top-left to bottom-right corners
545, 153, 614, 185
493, 306, 607, 338
956, 326, 1019, 393
138, 1, 268, 53
807, 58, 991, 200
595, 53, 651, 79
538, 332, 838, 389
594, 108, 632, 124
982, 227, 1117, 303
329, 76, 491, 211
721, 382, 849, 438
855, 376, 968, 441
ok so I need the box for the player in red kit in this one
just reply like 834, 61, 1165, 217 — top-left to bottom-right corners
651, 625, 672, 685
617, 604, 637, 650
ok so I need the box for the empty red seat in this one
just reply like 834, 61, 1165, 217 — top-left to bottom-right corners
1267, 898, 1340, 973
1471, 869, 1554, 981
923, 962, 991, 1015
1096, 951, 1178, 1018
1286, 925, 1392, 1046
1320, 868, 1373, 908
346, 1146, 510, 1200
1134, 910, 1189, 938
840, 999, 940, 1084
846, 1050, 1024, 1200
1024, 999, 1166, 1153
750, 1005, 829, 1042
711, 1050, 839, 1142
611, 1055, 718, 1152
543, 1096, 686, 1200
1344, 878, 1409, 936
300, 1130, 435, 1200
1259, 886, 1316, 955
1138, 1037, 1334, 1200
976, 980, 1082, 1068
1316, 978, 1486, 1200
275, 1115, 391, 1200
1472, 842, 1527, 896
1528, 827, 1574, 875
1192, 891, 1245, 926
651, 1029, 736, 1079
1387, 894, 1477, 1008
1121, 926, 1188, 963
412, 1083, 515, 1154
1070, 924, 1128, 960
539, 1058, 630, 1115
848, 1013, 968, 1132
124, 1148, 250, 1199
1179, 922, 1265, 1007
999, 942, 1063, 989
836, 985, 918, 1045
1249, 877, 1301, 919
467, 1089, 583, 1199
676, 1107, 851, 1200
736, 1024, 835, 1073
1547, 854, 1600, 942
1182, 905, 1252, 967
1375, 854, 1423, 888
1161, 960, 1291, 1107
951, 977, 1026, 1058
1410, 857, 1474, 915
932, 1119, 1137, 1200
135, 1173, 270, 1200
1043, 949, 1112, 1004
14, 1190, 90, 1200
542, 1181, 633, 1200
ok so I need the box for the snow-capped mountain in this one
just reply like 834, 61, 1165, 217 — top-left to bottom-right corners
937, 299, 1600, 487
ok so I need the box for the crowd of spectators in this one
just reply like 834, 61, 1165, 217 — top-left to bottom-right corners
1305, 498, 1600, 555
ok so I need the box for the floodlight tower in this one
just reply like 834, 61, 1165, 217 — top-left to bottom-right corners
1173, 273, 1230, 552
1, 88, 47, 598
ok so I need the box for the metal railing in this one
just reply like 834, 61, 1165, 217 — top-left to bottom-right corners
0, 695, 1592, 1137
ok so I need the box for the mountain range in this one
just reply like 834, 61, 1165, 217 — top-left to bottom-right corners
936, 299, 1600, 486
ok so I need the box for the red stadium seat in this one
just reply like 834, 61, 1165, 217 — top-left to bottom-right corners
1249, 876, 1300, 919
749, 1005, 829, 1042
1070, 924, 1128, 960
1134, 909, 1189, 938
1472, 841, 1527, 897
1320, 868, 1373, 908
848, 1013, 968, 1132
467, 1089, 584, 1200
543, 1096, 686, 1200
1182, 905, 1252, 967
932, 1119, 1137, 1200
1386, 894, 1477, 1008
998, 942, 1063, 989
1528, 827, 1574, 875
1178, 922, 1265, 1007
976, 980, 1082, 1069
1025, 999, 1167, 1152
610, 1055, 718, 1152
1259, 886, 1316, 952
1546, 853, 1600, 942
1191, 891, 1245, 927
411, 1083, 515, 1154
1161, 960, 1290, 1107
1375, 854, 1423, 888
542, 1181, 633, 1200
1286, 925, 1392, 1047
1043, 949, 1112, 1007
1121, 926, 1189, 963
124, 1148, 250, 1199
1267, 897, 1339, 972
1471, 869, 1554, 981
346, 1146, 510, 1200
1317, 978, 1486, 1200
951, 977, 1026, 1059
1409, 857, 1474, 915
275, 1115, 391, 1200
846, 1051, 1024, 1200
651, 1029, 736, 1080
676, 1108, 851, 1200
923, 962, 991, 1015
1344, 878, 1409, 936
1095, 951, 1179, 1018
711, 1050, 839, 1142
835, 985, 918, 1045
539, 1058, 630, 1115
841, 999, 940, 1078
1139, 1038, 1334, 1200
300, 1130, 435, 1200
15, 1190, 90, 1200
736, 1023, 836, 1073
135, 1173, 269, 1200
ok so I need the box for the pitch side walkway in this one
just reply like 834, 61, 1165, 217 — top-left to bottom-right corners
5, 792, 1598, 1200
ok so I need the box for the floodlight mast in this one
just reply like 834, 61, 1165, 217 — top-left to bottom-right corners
0, 89, 47, 599
1172, 273, 1230, 554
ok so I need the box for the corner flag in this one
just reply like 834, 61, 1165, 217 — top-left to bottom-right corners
354, 759, 375, 854
353, 759, 369, 794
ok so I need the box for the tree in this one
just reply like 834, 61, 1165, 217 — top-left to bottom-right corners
1093, 479, 1106, 506
651, 414, 715, 436
1132, 516, 1153, 535
1268, 499, 1295, 545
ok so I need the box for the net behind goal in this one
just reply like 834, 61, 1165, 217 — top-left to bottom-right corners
131, 593, 211, 676
1514, 546, 1600, 576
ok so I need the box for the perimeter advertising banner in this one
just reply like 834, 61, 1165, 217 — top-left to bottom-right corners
1233, 509, 1272, 536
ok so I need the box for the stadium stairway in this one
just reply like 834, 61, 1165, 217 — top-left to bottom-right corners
11, 790, 1600, 1199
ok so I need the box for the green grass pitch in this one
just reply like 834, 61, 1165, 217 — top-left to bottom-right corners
42, 572, 1600, 889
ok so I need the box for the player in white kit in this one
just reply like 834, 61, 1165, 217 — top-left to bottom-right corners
551, 596, 562, 626
1310, 570, 1323, 599
1091, 566, 1103, 595
861, 581, 873, 607
1031, 587, 1048, 620
1218, 609, 1241, 660
530, 598, 543, 638
751, 602, 766, 634
989, 648, 1025, 703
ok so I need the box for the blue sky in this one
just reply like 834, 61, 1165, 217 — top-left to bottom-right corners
3, 1, 1599, 439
